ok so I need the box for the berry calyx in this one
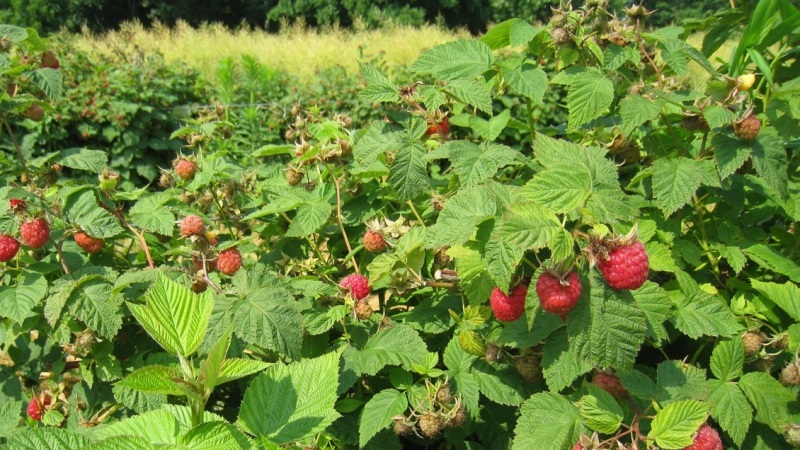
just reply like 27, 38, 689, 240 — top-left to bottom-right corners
0, 234, 20, 262
354, 299, 373, 319
340, 273, 370, 300
742, 330, 765, 356
9, 199, 26, 213
180, 215, 205, 237
20, 218, 50, 249
683, 424, 722, 450
174, 158, 197, 181
592, 372, 628, 398
217, 248, 243, 276
363, 230, 386, 253
74, 232, 103, 253
536, 271, 582, 319
490, 285, 527, 322
733, 115, 761, 141
26, 395, 51, 421
596, 241, 649, 290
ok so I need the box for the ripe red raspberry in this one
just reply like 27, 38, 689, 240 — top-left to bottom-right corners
363, 230, 386, 253
426, 116, 450, 136
26, 395, 51, 421
217, 248, 242, 276
180, 215, 205, 237
174, 158, 197, 181
592, 372, 628, 398
733, 115, 761, 141
684, 424, 722, 450
340, 273, 370, 300
490, 285, 528, 322
9, 199, 26, 213
597, 241, 649, 290
20, 218, 50, 248
74, 232, 103, 253
0, 234, 20, 262
536, 271, 582, 319
41, 51, 60, 69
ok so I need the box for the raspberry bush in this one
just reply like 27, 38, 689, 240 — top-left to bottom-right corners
0, 1, 799, 448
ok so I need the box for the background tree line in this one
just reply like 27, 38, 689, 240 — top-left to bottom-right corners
0, 0, 733, 34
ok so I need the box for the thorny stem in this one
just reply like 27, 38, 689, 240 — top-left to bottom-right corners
332, 173, 359, 274
201, 253, 223, 294
4, 119, 30, 179
124, 222, 155, 269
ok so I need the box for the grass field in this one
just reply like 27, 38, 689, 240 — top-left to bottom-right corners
72, 20, 468, 83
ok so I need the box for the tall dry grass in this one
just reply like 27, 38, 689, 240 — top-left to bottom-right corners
72, 20, 468, 82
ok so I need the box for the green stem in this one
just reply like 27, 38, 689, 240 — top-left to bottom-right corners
4, 119, 30, 180
692, 195, 722, 281
407, 200, 425, 226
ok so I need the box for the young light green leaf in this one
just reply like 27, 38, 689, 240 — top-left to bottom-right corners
512, 393, 586, 450
116, 365, 185, 396
411, 39, 494, 80
217, 358, 270, 385
358, 389, 408, 447
648, 400, 709, 449
710, 338, 744, 382
357, 325, 430, 375
181, 421, 254, 450
750, 279, 800, 321
358, 63, 399, 103
708, 379, 752, 446
127, 274, 213, 357
238, 351, 341, 444
579, 386, 624, 434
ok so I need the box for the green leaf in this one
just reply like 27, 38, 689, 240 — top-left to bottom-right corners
648, 400, 709, 449
512, 393, 585, 450
712, 133, 751, 180
744, 244, 800, 284
708, 380, 752, 446
656, 360, 709, 404
411, 39, 494, 80
238, 351, 341, 444
58, 148, 107, 173
127, 274, 213, 357
481, 19, 523, 49
523, 167, 591, 213
472, 360, 527, 406
750, 279, 800, 321
559, 68, 614, 129
84, 436, 155, 450
28, 68, 62, 101
738, 372, 793, 431
304, 305, 349, 335
286, 196, 334, 238
751, 132, 788, 198
502, 59, 548, 103
95, 406, 222, 444
0, 272, 47, 324
389, 141, 429, 201
568, 273, 648, 368
357, 325, 429, 375
62, 187, 124, 238
0, 400, 21, 438
351, 122, 398, 176
579, 386, 624, 434
710, 339, 744, 382
542, 328, 593, 392
117, 365, 185, 396
652, 157, 705, 216
491, 201, 562, 251
450, 243, 495, 305
358, 63, 398, 103
358, 389, 408, 447
75, 281, 123, 339
129, 193, 175, 236
3, 428, 90, 450
445, 79, 493, 114
217, 358, 270, 385
630, 281, 672, 344
704, 105, 738, 129
448, 141, 516, 187
200, 331, 230, 391
426, 184, 505, 248
671, 290, 743, 339
181, 421, 254, 450
483, 240, 523, 292
616, 369, 659, 402
660, 39, 689, 75
619, 94, 664, 135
